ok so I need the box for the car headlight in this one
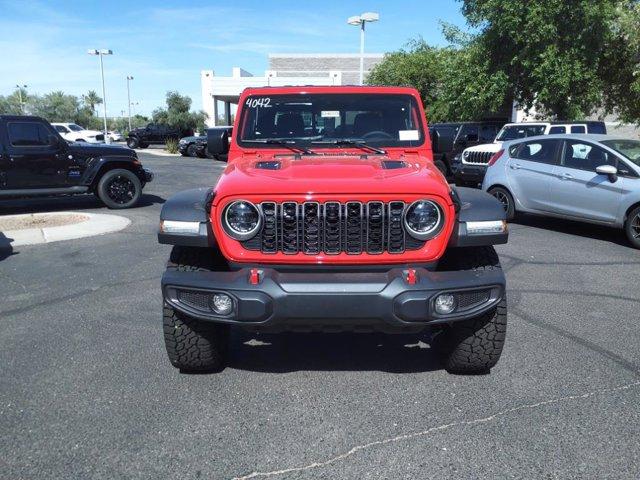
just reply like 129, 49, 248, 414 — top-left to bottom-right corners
223, 200, 262, 240
404, 200, 444, 240
179, 139, 187, 144
463, 151, 469, 159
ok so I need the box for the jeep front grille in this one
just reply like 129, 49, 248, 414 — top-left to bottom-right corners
241, 201, 425, 255
463, 151, 493, 165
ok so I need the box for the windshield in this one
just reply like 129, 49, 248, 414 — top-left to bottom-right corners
601, 139, 640, 167
496, 124, 546, 141
68, 124, 85, 131
238, 94, 425, 149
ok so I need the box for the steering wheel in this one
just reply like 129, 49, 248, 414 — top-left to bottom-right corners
362, 131, 394, 140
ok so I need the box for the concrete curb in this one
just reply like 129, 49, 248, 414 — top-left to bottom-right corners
0, 212, 131, 247
135, 148, 179, 157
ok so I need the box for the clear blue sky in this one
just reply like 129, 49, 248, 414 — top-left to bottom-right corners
0, 0, 467, 117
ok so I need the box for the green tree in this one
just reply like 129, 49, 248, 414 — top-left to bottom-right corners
0, 87, 30, 115
152, 91, 207, 134
81, 90, 103, 116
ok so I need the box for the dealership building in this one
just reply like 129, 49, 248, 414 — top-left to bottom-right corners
200, 53, 384, 127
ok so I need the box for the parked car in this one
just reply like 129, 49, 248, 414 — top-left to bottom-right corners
52, 122, 105, 143
158, 85, 510, 375
108, 130, 124, 142
126, 123, 190, 149
0, 115, 153, 209
429, 121, 506, 176
482, 134, 640, 248
452, 121, 607, 187
179, 128, 233, 160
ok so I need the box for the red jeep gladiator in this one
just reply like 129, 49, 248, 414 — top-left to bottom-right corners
158, 86, 508, 374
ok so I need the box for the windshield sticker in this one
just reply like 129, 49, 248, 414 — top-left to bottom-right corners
246, 97, 271, 108
321, 110, 340, 118
399, 130, 419, 141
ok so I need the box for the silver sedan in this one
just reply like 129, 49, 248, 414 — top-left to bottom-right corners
481, 134, 640, 248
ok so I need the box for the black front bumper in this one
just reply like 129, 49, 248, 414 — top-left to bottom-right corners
162, 267, 506, 333
453, 163, 487, 186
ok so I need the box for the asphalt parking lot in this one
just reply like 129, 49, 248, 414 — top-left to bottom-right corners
1, 152, 639, 479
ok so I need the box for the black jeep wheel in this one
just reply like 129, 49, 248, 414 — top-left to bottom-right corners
163, 246, 230, 372
187, 144, 199, 157
625, 206, 640, 249
96, 168, 142, 209
488, 186, 515, 221
126, 137, 139, 149
434, 246, 507, 374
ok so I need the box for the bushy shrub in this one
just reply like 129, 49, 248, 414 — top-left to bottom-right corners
165, 138, 179, 154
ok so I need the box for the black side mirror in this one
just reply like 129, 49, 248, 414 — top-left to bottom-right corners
207, 128, 230, 156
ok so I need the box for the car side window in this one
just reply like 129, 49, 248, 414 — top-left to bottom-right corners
514, 139, 559, 165
570, 125, 586, 134
562, 141, 616, 172
54, 125, 68, 133
7, 122, 51, 147
548, 126, 565, 134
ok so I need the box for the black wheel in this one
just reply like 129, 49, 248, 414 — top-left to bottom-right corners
434, 159, 448, 177
138, 142, 149, 149
126, 137, 139, 149
187, 144, 199, 157
96, 168, 142, 209
163, 246, 229, 372
625, 206, 640, 249
488, 186, 515, 221
435, 246, 507, 374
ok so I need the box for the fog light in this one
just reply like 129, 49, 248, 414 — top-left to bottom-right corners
435, 294, 457, 315
211, 293, 233, 315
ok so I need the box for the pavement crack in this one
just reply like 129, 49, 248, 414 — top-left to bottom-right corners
231, 379, 640, 480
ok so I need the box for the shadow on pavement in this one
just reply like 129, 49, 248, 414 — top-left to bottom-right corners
513, 214, 630, 247
0, 232, 15, 261
0, 193, 165, 215
226, 330, 442, 374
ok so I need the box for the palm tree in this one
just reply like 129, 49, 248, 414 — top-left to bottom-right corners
82, 90, 103, 116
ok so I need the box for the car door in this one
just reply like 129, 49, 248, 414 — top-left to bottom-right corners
3, 120, 69, 189
506, 138, 561, 212
548, 140, 622, 222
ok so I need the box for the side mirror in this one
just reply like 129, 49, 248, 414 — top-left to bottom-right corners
207, 128, 230, 156
596, 164, 618, 183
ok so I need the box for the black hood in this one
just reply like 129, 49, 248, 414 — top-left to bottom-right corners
68, 142, 135, 157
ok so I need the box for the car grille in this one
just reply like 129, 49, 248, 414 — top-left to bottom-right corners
241, 201, 426, 255
96, 134, 105, 141
463, 151, 493, 164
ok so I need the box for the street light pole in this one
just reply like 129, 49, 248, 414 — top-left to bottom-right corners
347, 12, 379, 85
88, 49, 113, 144
126, 76, 133, 132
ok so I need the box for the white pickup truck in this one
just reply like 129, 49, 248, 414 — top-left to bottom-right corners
452, 121, 606, 186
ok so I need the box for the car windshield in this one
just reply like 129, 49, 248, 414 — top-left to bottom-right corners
238, 93, 425, 150
496, 125, 546, 141
601, 139, 640, 167
68, 124, 85, 131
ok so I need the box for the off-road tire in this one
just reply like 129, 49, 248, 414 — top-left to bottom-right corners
187, 144, 199, 157
96, 168, 141, 209
435, 246, 507, 374
163, 246, 230, 372
488, 186, 515, 221
624, 206, 640, 249
126, 137, 139, 149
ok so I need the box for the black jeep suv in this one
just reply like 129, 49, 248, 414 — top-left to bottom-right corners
127, 123, 191, 149
0, 115, 153, 209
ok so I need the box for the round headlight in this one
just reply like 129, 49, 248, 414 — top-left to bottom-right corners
404, 200, 443, 240
462, 151, 469, 159
223, 200, 262, 240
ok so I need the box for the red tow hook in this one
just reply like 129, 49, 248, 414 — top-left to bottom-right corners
249, 268, 262, 285
405, 269, 418, 285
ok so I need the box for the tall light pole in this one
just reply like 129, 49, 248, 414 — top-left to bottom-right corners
126, 75, 134, 132
88, 49, 113, 143
15, 84, 27, 114
347, 12, 379, 85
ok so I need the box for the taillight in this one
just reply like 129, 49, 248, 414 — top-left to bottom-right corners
487, 149, 504, 167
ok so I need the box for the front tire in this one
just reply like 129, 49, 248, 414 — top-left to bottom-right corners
96, 168, 142, 209
187, 144, 199, 157
625, 206, 640, 249
126, 137, 139, 149
488, 186, 515, 221
435, 246, 507, 374
163, 246, 230, 372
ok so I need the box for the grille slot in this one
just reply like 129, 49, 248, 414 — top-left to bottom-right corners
456, 290, 491, 310
240, 201, 427, 255
465, 151, 493, 165
177, 290, 211, 311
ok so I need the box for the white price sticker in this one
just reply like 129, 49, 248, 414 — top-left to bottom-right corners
399, 130, 419, 141
321, 110, 340, 118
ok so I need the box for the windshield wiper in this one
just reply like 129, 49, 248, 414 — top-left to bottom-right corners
243, 138, 316, 155
311, 139, 386, 155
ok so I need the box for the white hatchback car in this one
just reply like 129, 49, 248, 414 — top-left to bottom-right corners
51, 123, 105, 143
482, 134, 640, 248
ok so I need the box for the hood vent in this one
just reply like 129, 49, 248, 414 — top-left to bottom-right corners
381, 160, 407, 170
255, 161, 281, 170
